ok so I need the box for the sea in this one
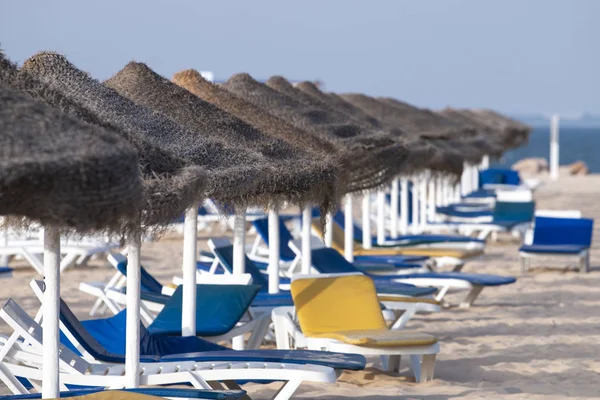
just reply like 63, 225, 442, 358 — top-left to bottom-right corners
492, 126, 600, 173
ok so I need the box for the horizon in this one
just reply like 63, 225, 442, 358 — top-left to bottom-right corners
2, 0, 597, 115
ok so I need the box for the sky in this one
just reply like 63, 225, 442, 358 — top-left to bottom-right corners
1, 0, 598, 115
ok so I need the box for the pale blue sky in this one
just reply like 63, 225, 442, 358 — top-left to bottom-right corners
1, 0, 597, 114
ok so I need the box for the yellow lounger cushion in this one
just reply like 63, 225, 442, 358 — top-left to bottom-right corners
312, 218, 481, 259
43, 392, 167, 400
309, 329, 438, 347
377, 295, 441, 305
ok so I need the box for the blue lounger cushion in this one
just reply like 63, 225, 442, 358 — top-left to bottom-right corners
531, 217, 593, 247
0, 267, 13, 274
59, 298, 366, 371
310, 248, 437, 297
161, 349, 366, 371
252, 217, 298, 262
147, 284, 260, 336
0, 388, 246, 400
383, 272, 517, 286
519, 244, 589, 255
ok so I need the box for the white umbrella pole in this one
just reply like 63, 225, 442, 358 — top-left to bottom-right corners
550, 115, 560, 181
361, 192, 372, 249
390, 179, 399, 239
400, 178, 409, 235
376, 191, 386, 245
268, 210, 280, 293
427, 177, 436, 223
480, 155, 490, 170
435, 176, 443, 207
454, 182, 461, 203
419, 174, 428, 232
471, 164, 479, 191
182, 206, 197, 337
411, 177, 420, 233
232, 211, 246, 275
344, 195, 354, 262
232, 210, 246, 350
42, 226, 60, 399
461, 162, 470, 196
301, 206, 312, 274
324, 212, 333, 248
125, 233, 141, 388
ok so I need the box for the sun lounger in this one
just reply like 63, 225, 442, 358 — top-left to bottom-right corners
0, 299, 344, 400
288, 238, 515, 308
0, 387, 246, 400
273, 274, 439, 382
519, 216, 594, 273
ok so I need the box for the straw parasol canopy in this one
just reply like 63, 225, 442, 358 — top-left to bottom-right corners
18, 52, 208, 229
341, 93, 503, 165
440, 108, 531, 150
103, 62, 340, 215
292, 80, 462, 177
0, 83, 144, 234
222, 73, 409, 193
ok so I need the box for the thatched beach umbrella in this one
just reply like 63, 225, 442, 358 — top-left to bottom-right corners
19, 51, 210, 386
103, 62, 344, 286
222, 73, 408, 194
172, 68, 346, 275
0, 83, 144, 397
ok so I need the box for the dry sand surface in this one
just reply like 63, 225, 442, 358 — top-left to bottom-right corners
1, 173, 600, 399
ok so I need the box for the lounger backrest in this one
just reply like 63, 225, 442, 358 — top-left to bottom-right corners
533, 217, 594, 247
290, 275, 387, 336
492, 201, 535, 223
209, 244, 269, 289
310, 247, 359, 275
148, 284, 261, 336
109, 253, 163, 294
0, 299, 91, 374
251, 217, 297, 262
479, 168, 521, 188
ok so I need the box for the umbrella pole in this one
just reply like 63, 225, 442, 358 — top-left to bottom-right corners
324, 213, 333, 248
480, 155, 490, 170
411, 176, 420, 233
361, 192, 372, 249
232, 210, 246, 350
435, 176, 443, 208
344, 195, 354, 262
376, 191, 386, 245
268, 209, 280, 293
461, 162, 470, 196
301, 206, 312, 274
390, 179, 399, 239
125, 233, 141, 388
400, 178, 409, 235
427, 176, 436, 223
233, 210, 246, 274
182, 206, 198, 337
471, 164, 479, 192
419, 174, 427, 232
42, 226, 60, 399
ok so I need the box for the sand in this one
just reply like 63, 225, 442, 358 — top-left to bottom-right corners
1, 172, 600, 399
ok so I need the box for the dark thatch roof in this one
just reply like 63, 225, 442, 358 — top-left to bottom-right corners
293, 81, 463, 176
440, 108, 531, 149
0, 83, 143, 234
18, 52, 208, 228
341, 93, 503, 164
222, 73, 409, 193
104, 63, 341, 214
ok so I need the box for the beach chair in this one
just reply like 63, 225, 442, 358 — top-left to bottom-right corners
0, 299, 344, 400
273, 274, 439, 383
519, 216, 594, 273
312, 217, 484, 261
289, 238, 516, 308
251, 216, 429, 274
207, 238, 440, 329
331, 211, 485, 250
0, 388, 246, 400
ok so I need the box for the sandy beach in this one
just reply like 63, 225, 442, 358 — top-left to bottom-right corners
2, 172, 599, 399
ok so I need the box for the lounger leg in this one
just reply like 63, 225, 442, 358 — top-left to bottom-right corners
0, 362, 29, 394
451, 262, 465, 272
520, 256, 527, 274
245, 316, 272, 349
390, 309, 415, 330
410, 355, 422, 382
434, 285, 451, 303
420, 354, 436, 382
460, 285, 484, 308
387, 355, 401, 373
272, 379, 302, 400
580, 251, 590, 273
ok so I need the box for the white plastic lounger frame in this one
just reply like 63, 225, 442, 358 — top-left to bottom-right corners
0, 299, 336, 400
